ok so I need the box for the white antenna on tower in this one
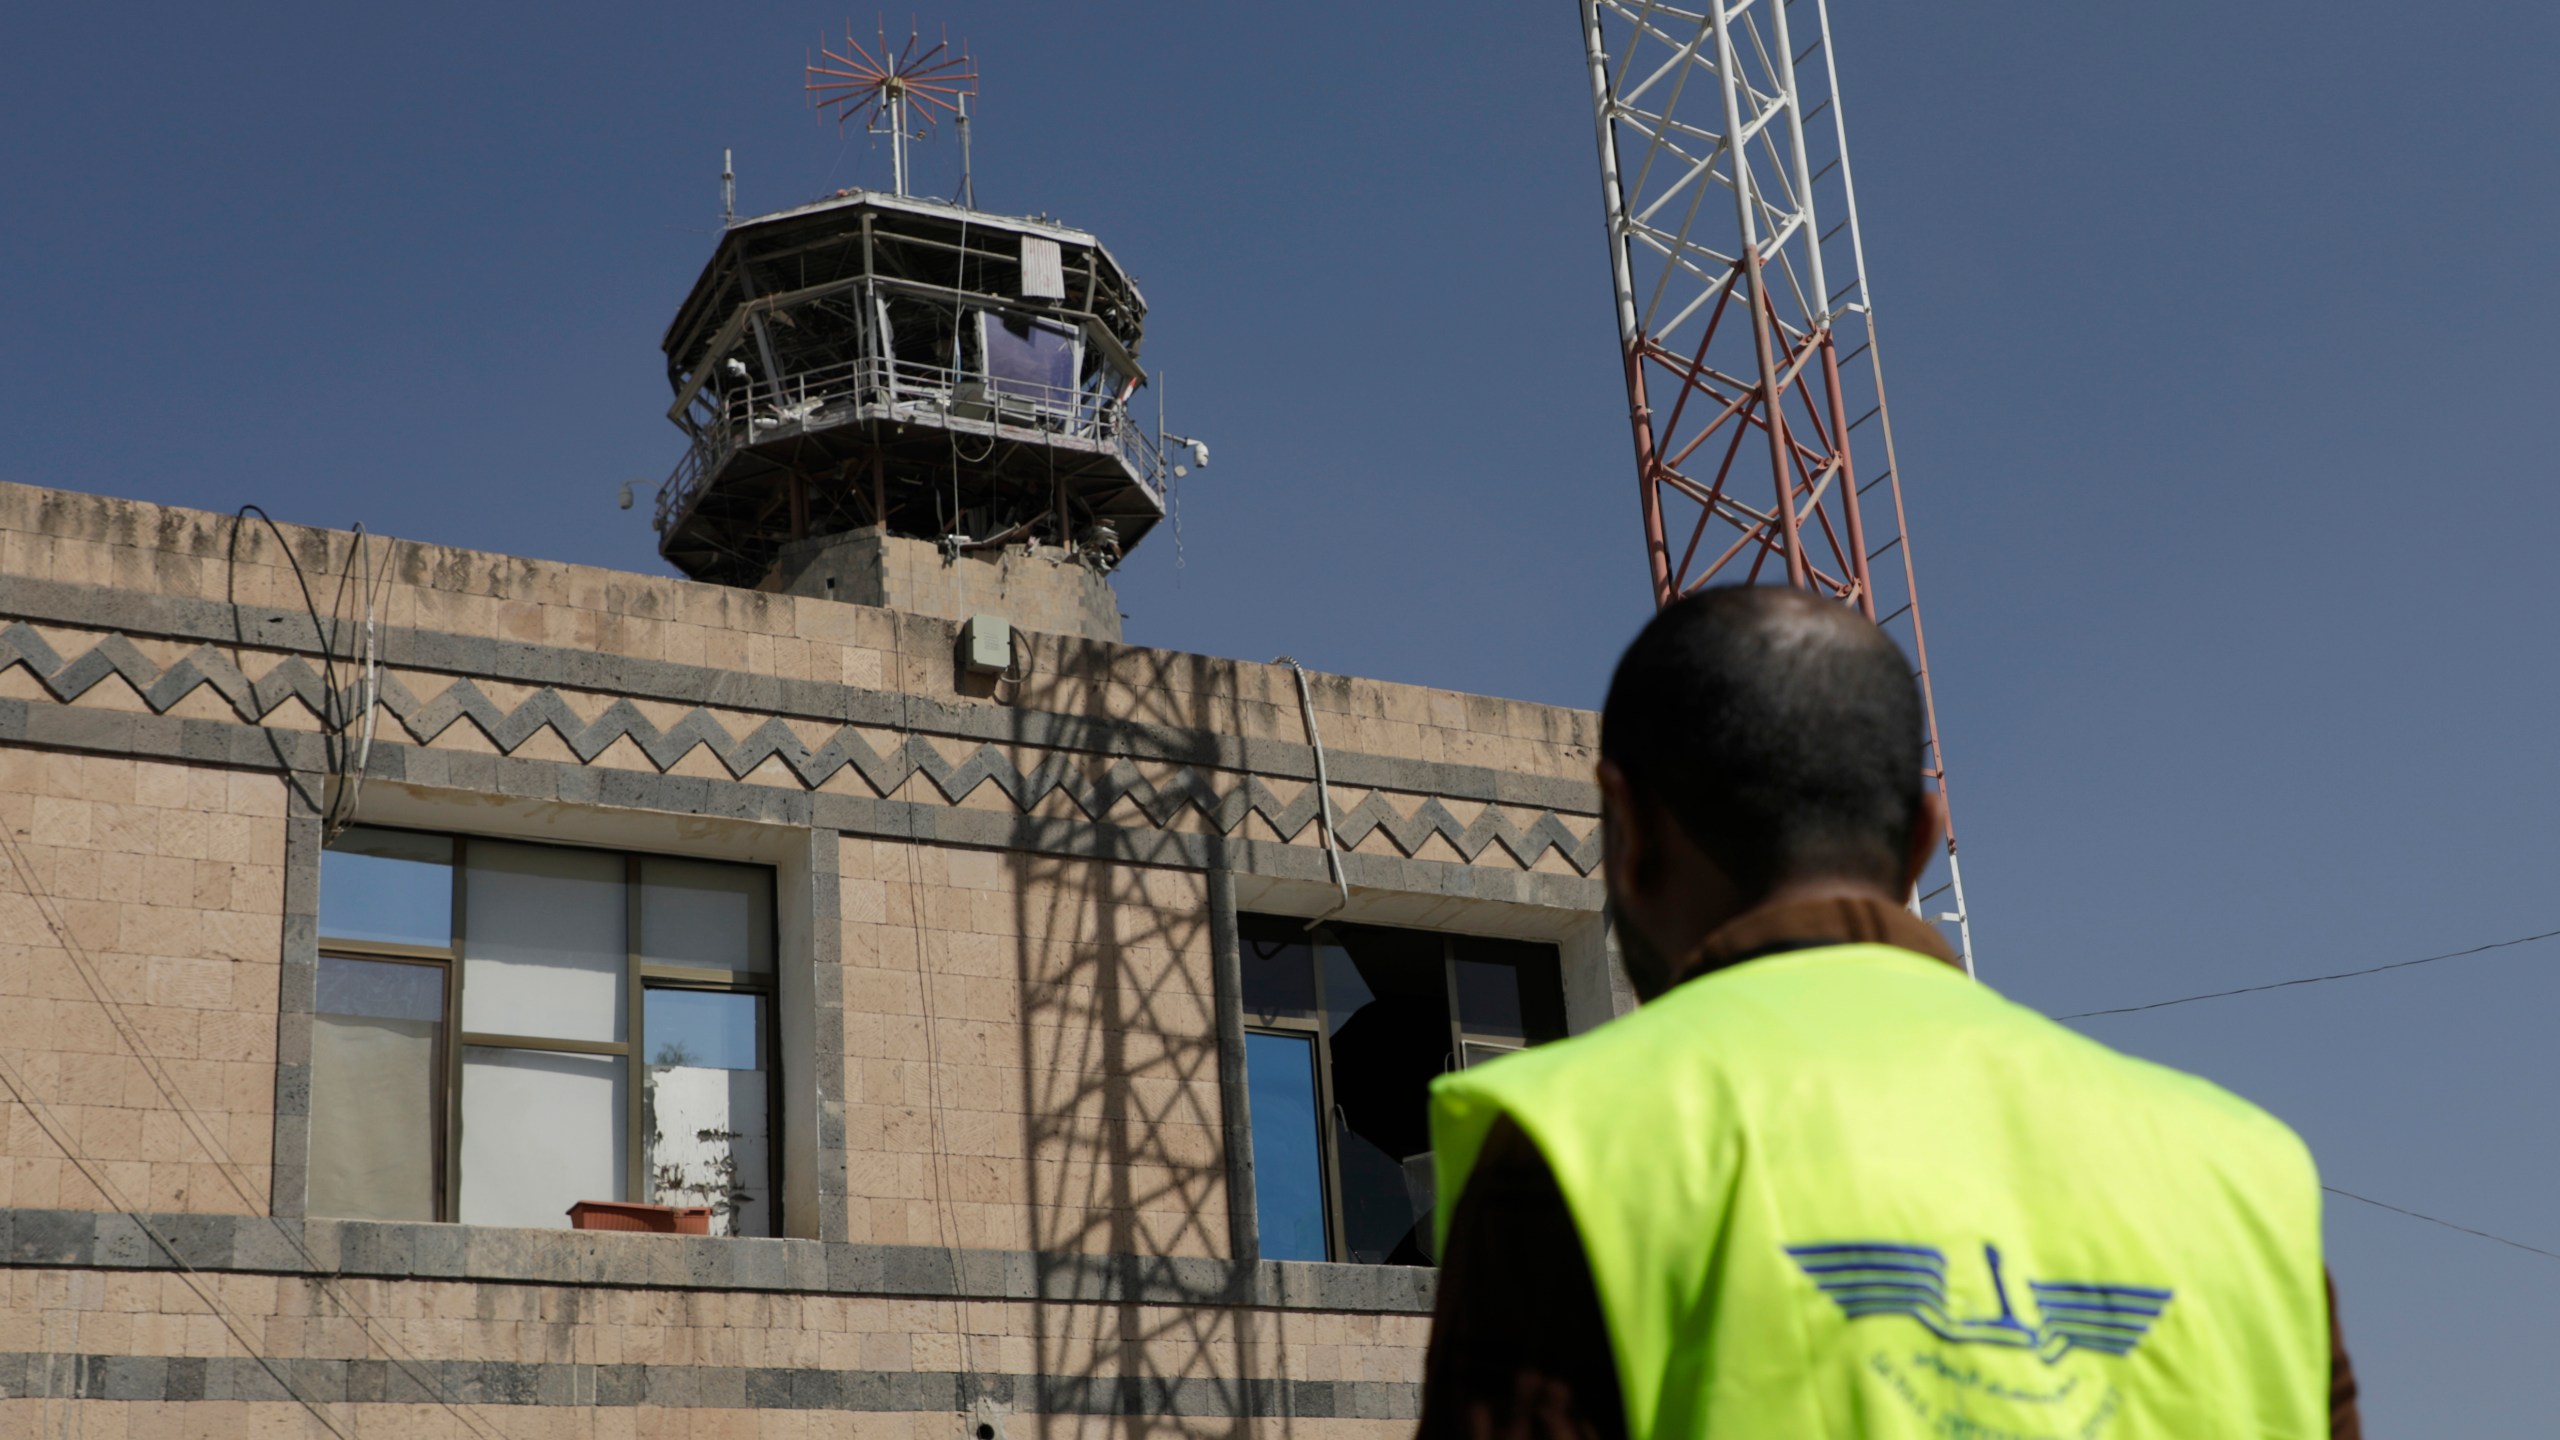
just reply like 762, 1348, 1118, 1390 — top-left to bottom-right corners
721, 149, 735, 226
956, 92, 974, 208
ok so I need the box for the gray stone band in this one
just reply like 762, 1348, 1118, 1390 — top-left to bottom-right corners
0, 1351, 1422, 1420
0, 1207, 1437, 1314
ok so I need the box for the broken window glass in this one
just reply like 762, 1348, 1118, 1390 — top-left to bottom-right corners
1317, 926, 1449, 1265
1236, 915, 1567, 1266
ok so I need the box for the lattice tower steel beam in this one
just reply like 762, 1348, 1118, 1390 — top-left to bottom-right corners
1580, 0, 1972, 970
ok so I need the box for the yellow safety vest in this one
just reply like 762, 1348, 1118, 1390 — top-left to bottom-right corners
1430, 943, 2328, 1439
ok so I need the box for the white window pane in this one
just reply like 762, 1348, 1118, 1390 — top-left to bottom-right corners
648, 1064, 771, 1237
459, 1047, 626, 1228
461, 841, 626, 1043
309, 1010, 440, 1222
638, 858, 772, 974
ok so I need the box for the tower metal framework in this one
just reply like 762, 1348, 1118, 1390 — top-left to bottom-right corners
1579, 0, 1972, 968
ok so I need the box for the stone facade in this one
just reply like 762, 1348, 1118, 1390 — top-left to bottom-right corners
765, 529, 1127, 645
0, 753, 284, 1218
0, 481, 1616, 1437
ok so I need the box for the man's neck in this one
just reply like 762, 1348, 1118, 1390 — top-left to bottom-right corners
1676, 882, 1961, 984
1749, 874, 1909, 914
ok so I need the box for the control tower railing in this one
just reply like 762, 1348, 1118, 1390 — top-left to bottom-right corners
654, 354, 1166, 540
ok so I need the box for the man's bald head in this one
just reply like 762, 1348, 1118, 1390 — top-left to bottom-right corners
1601, 586, 1924, 897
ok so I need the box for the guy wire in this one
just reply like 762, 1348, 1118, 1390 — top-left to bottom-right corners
2057, 925, 2560, 1020
2325, 1185, 2560, 1265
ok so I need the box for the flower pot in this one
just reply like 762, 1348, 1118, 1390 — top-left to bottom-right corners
566, 1200, 713, 1235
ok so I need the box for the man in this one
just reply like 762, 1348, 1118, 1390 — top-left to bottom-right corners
1418, 587, 2358, 1439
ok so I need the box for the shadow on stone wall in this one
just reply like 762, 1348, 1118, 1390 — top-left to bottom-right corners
1010, 648, 1281, 1438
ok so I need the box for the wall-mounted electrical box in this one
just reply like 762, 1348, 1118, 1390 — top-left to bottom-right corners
961, 613, 1014, 676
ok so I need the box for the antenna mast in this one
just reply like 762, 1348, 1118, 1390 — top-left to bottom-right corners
721, 149, 735, 225
1579, 0, 1973, 970
808, 21, 978, 200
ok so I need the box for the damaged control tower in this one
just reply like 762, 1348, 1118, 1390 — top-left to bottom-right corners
651, 40, 1172, 642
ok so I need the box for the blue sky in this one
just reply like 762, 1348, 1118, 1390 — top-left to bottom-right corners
6, 1, 2559, 1425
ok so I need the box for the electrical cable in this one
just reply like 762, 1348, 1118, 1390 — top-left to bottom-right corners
0, 1050, 354, 1438
2056, 925, 2560, 1021
0, 745, 513, 1439
314, 525, 388, 840
230, 506, 346, 796
886, 623, 988, 1401
2324, 1185, 2560, 1265
347, 530, 396, 832
196, 508, 522, 1435
2055, 930, 2560, 1268
1273, 658, 1350, 929
228, 509, 404, 844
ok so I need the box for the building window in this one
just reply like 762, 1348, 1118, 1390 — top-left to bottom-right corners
1237, 916, 1566, 1266
311, 827, 778, 1235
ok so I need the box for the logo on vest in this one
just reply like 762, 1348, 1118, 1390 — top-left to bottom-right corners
1785, 1242, 2173, 1363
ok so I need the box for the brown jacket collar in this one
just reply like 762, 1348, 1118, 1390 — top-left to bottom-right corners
1680, 892, 1962, 984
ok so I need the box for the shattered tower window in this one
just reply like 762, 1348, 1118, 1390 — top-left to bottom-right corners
312, 827, 778, 1234
1238, 915, 1567, 1266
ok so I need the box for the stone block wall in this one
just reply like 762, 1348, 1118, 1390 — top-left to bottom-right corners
0, 481, 1610, 1436
840, 841, 1227, 1258
0, 752, 283, 1218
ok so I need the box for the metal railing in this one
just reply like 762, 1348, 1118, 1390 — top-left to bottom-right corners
654, 355, 1165, 537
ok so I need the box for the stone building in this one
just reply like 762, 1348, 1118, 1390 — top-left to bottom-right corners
0, 475, 1617, 1436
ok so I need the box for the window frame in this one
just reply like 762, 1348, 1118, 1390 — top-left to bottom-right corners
1237, 917, 1564, 1266
315, 828, 782, 1231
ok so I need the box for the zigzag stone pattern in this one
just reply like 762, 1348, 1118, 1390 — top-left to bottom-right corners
0, 623, 1602, 875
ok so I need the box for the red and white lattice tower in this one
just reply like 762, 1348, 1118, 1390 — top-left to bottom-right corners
1579, 0, 1972, 968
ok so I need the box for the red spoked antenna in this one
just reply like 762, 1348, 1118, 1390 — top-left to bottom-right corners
807, 20, 977, 199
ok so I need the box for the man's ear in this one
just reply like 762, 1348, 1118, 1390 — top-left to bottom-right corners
1597, 759, 1652, 897
1902, 789, 1948, 901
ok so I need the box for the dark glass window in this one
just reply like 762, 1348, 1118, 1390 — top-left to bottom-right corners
1241, 929, 1319, 1021
1237, 915, 1568, 1266
1453, 938, 1568, 1044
